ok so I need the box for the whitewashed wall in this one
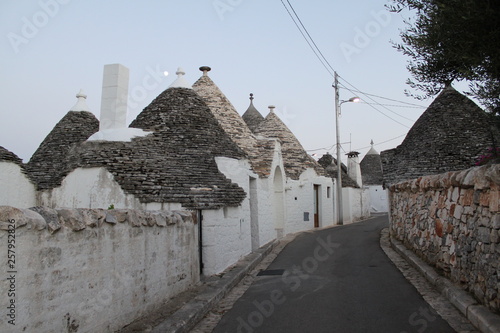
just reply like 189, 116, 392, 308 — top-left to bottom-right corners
366, 185, 388, 213
206, 157, 254, 275
285, 169, 335, 234
0, 162, 36, 208
39, 167, 182, 211
0, 206, 199, 333
342, 187, 371, 223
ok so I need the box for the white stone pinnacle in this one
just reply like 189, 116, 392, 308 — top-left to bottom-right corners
169, 67, 192, 89
70, 89, 91, 112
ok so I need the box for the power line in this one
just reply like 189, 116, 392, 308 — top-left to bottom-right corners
285, 0, 336, 74
339, 87, 427, 108
338, 79, 411, 128
358, 102, 424, 110
279, 1, 414, 129
280, 0, 334, 76
353, 134, 407, 151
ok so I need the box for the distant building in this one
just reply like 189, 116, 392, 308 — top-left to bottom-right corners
360, 141, 388, 213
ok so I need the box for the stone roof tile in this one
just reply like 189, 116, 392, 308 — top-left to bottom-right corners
381, 86, 500, 186
192, 71, 275, 178
0, 146, 23, 165
242, 94, 265, 133
26, 111, 99, 189
67, 87, 248, 209
255, 110, 325, 180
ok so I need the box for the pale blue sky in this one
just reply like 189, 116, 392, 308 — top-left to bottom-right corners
1, 0, 432, 163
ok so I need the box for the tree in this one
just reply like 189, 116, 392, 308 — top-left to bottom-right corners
388, 0, 500, 115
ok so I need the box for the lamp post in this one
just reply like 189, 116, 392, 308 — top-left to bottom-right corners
333, 71, 359, 225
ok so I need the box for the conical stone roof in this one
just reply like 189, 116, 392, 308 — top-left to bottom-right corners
255, 110, 325, 180
27, 110, 99, 189
0, 146, 23, 165
381, 86, 500, 185
242, 94, 265, 133
360, 142, 383, 186
64, 86, 247, 209
192, 68, 275, 178
192, 70, 256, 155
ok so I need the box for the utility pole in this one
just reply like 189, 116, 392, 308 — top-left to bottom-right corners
334, 72, 343, 225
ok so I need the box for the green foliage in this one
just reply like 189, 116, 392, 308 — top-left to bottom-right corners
388, 0, 500, 115
107, 204, 115, 210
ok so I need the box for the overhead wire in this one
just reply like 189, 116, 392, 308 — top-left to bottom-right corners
280, 0, 426, 142
280, 0, 334, 77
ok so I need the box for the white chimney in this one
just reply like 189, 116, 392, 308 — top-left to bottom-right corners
99, 64, 129, 131
347, 151, 362, 187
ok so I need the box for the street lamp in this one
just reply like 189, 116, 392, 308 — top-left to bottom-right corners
333, 72, 360, 225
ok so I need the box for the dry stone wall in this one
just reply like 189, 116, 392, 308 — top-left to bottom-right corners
0, 206, 199, 333
388, 164, 500, 313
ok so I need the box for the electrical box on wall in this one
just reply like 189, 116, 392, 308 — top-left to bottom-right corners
303, 212, 309, 221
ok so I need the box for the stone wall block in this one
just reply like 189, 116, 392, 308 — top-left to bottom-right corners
105, 212, 117, 224
78, 208, 105, 228
30, 206, 61, 233
489, 186, 499, 212
473, 166, 492, 190
127, 210, 142, 227
151, 211, 166, 227
0, 205, 26, 227
493, 214, 500, 230
110, 209, 128, 223
484, 164, 500, 184
21, 208, 47, 230
389, 164, 499, 313
57, 209, 86, 231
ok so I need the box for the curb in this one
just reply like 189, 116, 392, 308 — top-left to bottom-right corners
390, 235, 500, 333
151, 239, 279, 333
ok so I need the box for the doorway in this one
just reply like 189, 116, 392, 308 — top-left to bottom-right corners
314, 185, 320, 228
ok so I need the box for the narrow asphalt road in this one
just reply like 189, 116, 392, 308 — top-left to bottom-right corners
211, 215, 456, 333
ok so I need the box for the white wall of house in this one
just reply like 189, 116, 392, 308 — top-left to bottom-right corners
342, 187, 371, 223
207, 157, 255, 275
366, 185, 388, 213
0, 161, 36, 208
38, 167, 149, 210
284, 169, 335, 234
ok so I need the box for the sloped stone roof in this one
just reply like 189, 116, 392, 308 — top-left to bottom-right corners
255, 111, 325, 180
63, 87, 247, 209
381, 86, 500, 186
242, 94, 265, 133
360, 144, 384, 185
192, 73, 257, 156
26, 111, 99, 189
318, 153, 359, 188
0, 146, 23, 165
192, 70, 275, 178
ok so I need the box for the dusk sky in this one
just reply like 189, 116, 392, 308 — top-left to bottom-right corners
1, 0, 441, 163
